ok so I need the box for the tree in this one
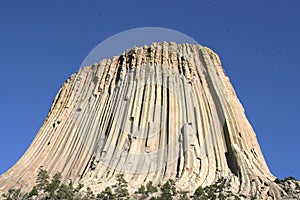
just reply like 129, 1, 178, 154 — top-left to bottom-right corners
179, 192, 189, 200
194, 186, 204, 198
113, 174, 129, 199
97, 186, 115, 200
36, 167, 49, 191
45, 172, 62, 198
2, 189, 21, 200
56, 183, 74, 200
146, 181, 158, 194
135, 181, 158, 199
75, 182, 84, 193
28, 186, 38, 198
157, 179, 176, 200
135, 185, 148, 199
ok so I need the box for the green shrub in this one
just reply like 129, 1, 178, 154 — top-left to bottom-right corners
156, 179, 176, 200
113, 174, 129, 199
28, 186, 38, 197
36, 167, 49, 191
284, 176, 296, 181
97, 186, 115, 200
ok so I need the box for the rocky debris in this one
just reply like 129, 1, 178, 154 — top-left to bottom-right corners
0, 42, 296, 199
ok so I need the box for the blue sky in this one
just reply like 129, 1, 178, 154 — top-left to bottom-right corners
0, 0, 299, 180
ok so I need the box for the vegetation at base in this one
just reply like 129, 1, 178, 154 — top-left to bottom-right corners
2, 170, 299, 200
274, 176, 300, 196
112, 173, 129, 199
134, 181, 157, 199
275, 176, 297, 184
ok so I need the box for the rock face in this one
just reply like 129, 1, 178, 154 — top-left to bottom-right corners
0, 42, 297, 199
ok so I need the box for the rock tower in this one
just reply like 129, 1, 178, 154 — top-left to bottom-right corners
0, 42, 297, 199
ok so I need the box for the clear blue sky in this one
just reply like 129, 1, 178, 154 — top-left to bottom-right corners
0, 0, 299, 180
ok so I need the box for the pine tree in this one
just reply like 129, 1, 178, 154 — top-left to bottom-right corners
56, 183, 74, 200
36, 167, 49, 191
2, 189, 21, 200
45, 172, 62, 199
113, 174, 129, 200
135, 185, 148, 199
146, 181, 158, 194
28, 186, 38, 198
158, 179, 176, 200
97, 186, 115, 200
82, 186, 95, 200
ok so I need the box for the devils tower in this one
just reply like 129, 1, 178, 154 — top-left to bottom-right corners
0, 42, 299, 199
